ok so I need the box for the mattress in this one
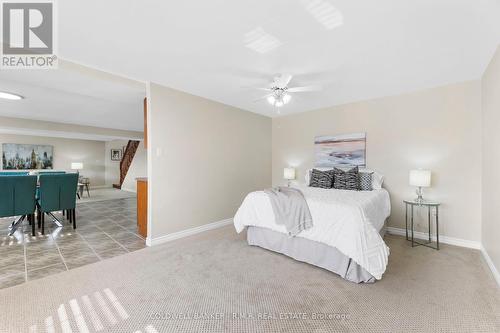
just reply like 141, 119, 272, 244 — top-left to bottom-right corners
234, 185, 391, 280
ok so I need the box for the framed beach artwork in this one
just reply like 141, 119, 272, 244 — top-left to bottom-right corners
314, 133, 366, 168
2, 143, 54, 170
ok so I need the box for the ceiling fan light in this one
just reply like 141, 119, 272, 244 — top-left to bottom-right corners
283, 94, 291, 104
275, 100, 284, 107
267, 95, 276, 105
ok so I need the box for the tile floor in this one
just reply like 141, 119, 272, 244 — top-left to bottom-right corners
0, 198, 145, 289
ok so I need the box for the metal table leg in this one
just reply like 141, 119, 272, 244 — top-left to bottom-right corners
436, 206, 439, 250
428, 205, 431, 244
8, 215, 26, 236
411, 205, 414, 247
48, 212, 63, 227
405, 203, 408, 241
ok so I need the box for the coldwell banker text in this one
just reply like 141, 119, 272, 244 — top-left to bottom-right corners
1, 0, 57, 69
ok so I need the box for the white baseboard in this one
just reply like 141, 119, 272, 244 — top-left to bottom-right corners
386, 227, 481, 250
480, 246, 500, 287
146, 218, 233, 247
120, 187, 136, 193
91, 185, 110, 190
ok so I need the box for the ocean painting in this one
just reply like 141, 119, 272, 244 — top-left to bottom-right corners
2, 143, 54, 170
314, 133, 366, 167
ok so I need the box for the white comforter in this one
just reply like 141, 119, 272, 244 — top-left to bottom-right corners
234, 185, 391, 279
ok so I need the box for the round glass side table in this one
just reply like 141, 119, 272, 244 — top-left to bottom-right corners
403, 200, 441, 250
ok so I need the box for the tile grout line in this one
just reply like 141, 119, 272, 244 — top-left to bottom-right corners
28, 261, 65, 273
51, 232, 70, 271
23, 229, 28, 282
75, 231, 103, 261
94, 225, 131, 253
114, 222, 145, 241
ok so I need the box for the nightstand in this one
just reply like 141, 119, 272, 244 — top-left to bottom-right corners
403, 200, 441, 250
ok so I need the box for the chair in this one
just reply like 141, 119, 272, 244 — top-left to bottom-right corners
0, 171, 29, 176
34, 171, 67, 202
36, 171, 66, 175
0, 175, 37, 236
79, 177, 91, 197
37, 173, 78, 234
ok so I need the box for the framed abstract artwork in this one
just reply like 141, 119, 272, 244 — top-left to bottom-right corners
2, 143, 54, 170
314, 133, 366, 168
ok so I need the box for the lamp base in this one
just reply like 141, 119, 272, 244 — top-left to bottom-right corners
415, 187, 424, 203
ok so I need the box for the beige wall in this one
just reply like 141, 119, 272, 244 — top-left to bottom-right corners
272, 81, 482, 242
482, 46, 500, 273
104, 139, 147, 191
0, 133, 106, 185
148, 83, 271, 240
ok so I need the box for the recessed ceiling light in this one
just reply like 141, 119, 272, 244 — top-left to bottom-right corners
0, 91, 24, 100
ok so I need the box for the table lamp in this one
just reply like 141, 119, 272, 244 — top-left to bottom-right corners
283, 167, 296, 187
71, 162, 83, 176
409, 169, 431, 202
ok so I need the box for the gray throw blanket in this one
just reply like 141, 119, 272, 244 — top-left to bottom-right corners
264, 187, 313, 237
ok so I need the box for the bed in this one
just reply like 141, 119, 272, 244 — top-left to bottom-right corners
233, 184, 391, 283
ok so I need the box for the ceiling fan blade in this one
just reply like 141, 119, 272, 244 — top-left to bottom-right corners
253, 94, 273, 103
241, 86, 272, 91
287, 85, 322, 92
274, 73, 293, 88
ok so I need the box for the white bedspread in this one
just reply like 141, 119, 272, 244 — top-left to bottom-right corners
233, 185, 391, 279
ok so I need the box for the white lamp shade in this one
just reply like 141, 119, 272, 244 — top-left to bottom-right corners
283, 167, 296, 180
71, 162, 83, 170
409, 169, 431, 187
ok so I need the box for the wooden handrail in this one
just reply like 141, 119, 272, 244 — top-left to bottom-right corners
113, 140, 140, 189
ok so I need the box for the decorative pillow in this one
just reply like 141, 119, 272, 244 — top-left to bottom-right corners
358, 172, 373, 191
333, 166, 359, 190
309, 169, 334, 189
305, 168, 333, 185
359, 168, 384, 189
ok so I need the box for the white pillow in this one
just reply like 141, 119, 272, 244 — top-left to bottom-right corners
305, 167, 384, 189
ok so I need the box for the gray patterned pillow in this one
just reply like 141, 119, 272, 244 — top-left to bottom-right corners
333, 166, 359, 190
359, 172, 373, 191
309, 169, 334, 189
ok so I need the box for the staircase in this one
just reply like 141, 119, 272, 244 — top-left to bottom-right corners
113, 140, 140, 189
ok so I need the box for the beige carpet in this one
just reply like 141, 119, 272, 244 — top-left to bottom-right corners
0, 226, 499, 332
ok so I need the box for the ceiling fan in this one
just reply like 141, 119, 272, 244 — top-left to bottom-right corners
250, 73, 322, 108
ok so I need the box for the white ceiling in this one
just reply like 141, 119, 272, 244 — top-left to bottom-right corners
55, 0, 500, 117
1, 0, 498, 127
0, 61, 146, 131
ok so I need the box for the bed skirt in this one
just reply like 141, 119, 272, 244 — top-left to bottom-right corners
246, 226, 377, 283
